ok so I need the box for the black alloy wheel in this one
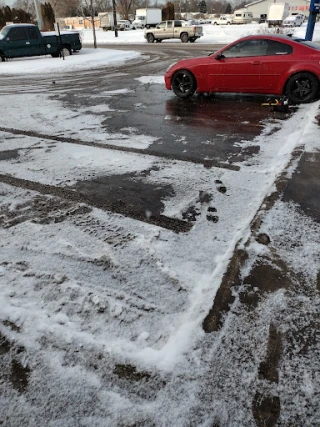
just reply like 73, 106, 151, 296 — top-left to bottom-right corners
286, 72, 319, 103
171, 70, 196, 98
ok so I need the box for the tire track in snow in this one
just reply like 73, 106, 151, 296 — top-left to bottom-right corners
0, 126, 240, 170
0, 173, 192, 233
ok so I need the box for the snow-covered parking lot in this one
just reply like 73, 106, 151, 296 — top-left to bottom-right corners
0, 22, 320, 427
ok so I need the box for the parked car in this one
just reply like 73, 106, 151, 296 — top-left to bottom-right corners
259, 14, 267, 23
282, 14, 304, 27
164, 34, 320, 103
145, 20, 203, 43
0, 24, 82, 61
117, 20, 132, 30
187, 19, 200, 25
212, 15, 233, 25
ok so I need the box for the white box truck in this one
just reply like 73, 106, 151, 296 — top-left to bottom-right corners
99, 12, 120, 31
267, 3, 289, 27
132, 8, 162, 29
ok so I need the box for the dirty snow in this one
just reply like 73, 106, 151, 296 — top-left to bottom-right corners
0, 21, 319, 426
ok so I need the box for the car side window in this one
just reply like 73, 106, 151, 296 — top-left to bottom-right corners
222, 39, 268, 58
157, 22, 166, 29
174, 20, 182, 27
26, 27, 39, 40
266, 40, 293, 55
7, 27, 27, 41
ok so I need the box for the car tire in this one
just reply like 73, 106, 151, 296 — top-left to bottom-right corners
61, 46, 72, 57
286, 72, 319, 103
171, 70, 196, 98
180, 33, 189, 43
0, 53, 5, 62
147, 33, 155, 43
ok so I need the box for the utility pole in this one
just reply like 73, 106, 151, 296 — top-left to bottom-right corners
113, 0, 118, 37
34, 0, 42, 29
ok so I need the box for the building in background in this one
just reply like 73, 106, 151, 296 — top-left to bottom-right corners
245, 0, 310, 21
61, 16, 100, 29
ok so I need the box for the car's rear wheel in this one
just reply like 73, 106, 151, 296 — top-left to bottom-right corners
171, 70, 196, 98
180, 33, 189, 43
61, 46, 71, 57
286, 72, 319, 103
0, 53, 5, 62
147, 33, 155, 43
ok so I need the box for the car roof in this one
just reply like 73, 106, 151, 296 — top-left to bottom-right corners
6, 23, 37, 27
236, 34, 313, 45
240, 34, 294, 41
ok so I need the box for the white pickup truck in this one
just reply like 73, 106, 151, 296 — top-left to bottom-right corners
212, 15, 233, 25
144, 20, 203, 43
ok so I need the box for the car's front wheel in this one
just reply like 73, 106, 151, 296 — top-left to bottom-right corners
171, 70, 196, 98
286, 72, 319, 103
147, 33, 155, 43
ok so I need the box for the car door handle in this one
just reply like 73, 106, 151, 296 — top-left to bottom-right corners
251, 61, 261, 65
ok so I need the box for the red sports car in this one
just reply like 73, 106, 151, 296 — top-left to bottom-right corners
164, 34, 320, 103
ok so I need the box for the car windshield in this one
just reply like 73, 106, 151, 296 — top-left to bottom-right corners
294, 39, 320, 51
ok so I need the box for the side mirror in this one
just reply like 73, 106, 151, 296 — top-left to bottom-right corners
215, 53, 225, 60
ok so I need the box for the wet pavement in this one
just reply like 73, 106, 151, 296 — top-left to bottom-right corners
283, 152, 320, 222
106, 87, 272, 165
0, 44, 292, 230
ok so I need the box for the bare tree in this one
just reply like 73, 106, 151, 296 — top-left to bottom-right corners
50, 0, 80, 17
12, 0, 35, 16
117, 0, 133, 20
78, 0, 98, 48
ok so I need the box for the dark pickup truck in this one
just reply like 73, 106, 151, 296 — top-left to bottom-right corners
0, 24, 82, 62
